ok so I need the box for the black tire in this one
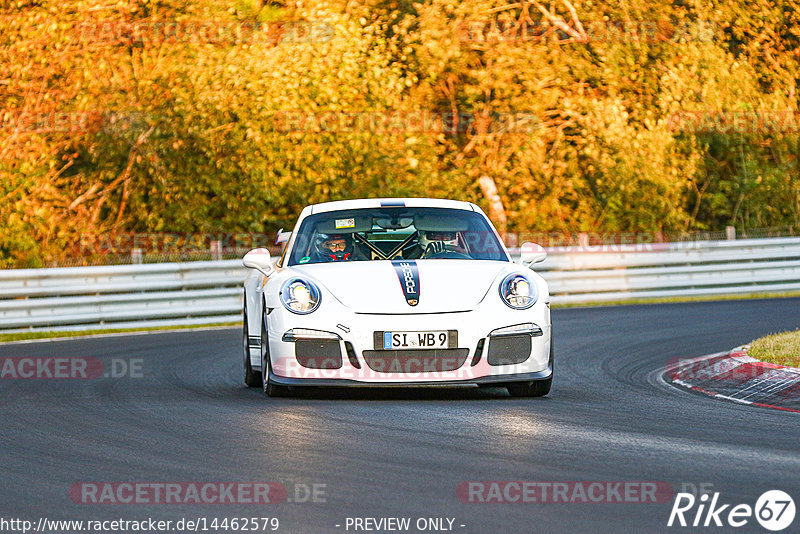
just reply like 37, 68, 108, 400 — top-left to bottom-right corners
261, 307, 291, 398
243, 309, 262, 387
506, 377, 551, 397
506, 331, 554, 398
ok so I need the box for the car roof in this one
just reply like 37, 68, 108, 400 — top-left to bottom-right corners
309, 198, 476, 214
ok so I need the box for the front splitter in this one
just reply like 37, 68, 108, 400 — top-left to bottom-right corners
268, 365, 552, 387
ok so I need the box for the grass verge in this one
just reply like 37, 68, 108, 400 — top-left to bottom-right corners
749, 329, 800, 368
0, 323, 241, 344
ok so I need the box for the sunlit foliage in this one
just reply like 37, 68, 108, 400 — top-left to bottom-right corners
1, 0, 798, 266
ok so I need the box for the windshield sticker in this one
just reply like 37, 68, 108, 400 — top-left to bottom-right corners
299, 256, 311, 264
335, 218, 356, 229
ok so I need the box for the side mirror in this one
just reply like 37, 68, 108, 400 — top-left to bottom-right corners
275, 228, 291, 245
243, 248, 275, 277
518, 242, 547, 267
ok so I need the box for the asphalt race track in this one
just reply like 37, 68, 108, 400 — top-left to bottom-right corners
1, 298, 799, 533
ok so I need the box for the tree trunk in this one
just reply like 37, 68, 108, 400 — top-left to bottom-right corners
478, 175, 508, 241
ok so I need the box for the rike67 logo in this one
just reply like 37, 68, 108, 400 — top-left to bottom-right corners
668, 490, 795, 531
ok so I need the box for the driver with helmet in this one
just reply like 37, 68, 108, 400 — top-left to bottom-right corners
314, 233, 356, 262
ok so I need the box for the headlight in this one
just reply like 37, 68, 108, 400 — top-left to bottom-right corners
499, 273, 537, 309
280, 278, 321, 314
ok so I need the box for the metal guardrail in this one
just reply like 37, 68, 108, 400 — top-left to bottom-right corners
1, 237, 799, 333
0, 262, 246, 333
532, 236, 800, 304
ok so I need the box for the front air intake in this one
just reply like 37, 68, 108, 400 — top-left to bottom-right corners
295, 340, 343, 369
486, 335, 532, 366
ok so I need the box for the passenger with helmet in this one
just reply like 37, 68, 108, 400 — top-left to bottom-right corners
314, 233, 357, 262
404, 230, 466, 259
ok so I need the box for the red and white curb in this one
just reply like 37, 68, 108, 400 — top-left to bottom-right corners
665, 347, 800, 413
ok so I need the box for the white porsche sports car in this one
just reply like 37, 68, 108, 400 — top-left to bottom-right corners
241, 198, 552, 397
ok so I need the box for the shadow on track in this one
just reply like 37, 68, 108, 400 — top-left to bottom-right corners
243, 385, 557, 402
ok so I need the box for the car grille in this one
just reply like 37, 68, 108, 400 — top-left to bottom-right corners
362, 349, 469, 373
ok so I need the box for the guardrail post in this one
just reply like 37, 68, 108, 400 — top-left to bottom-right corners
131, 248, 143, 264
726, 226, 736, 240
211, 240, 223, 261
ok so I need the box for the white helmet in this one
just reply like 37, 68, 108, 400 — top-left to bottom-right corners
419, 230, 458, 252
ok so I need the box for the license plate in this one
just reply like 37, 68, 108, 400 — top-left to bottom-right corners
382, 331, 449, 350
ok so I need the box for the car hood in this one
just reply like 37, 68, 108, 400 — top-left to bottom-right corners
291, 260, 510, 314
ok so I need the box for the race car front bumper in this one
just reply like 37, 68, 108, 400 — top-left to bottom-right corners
263, 296, 552, 384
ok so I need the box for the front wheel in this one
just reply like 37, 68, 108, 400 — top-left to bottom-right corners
261, 308, 291, 398
243, 309, 262, 387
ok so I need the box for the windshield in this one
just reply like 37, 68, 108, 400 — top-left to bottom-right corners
287, 207, 508, 265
